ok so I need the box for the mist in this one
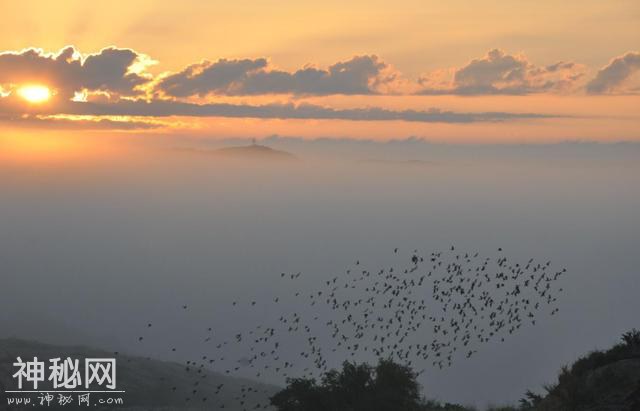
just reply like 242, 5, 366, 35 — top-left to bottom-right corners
1, 138, 639, 407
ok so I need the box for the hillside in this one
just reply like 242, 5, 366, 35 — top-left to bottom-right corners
423, 330, 640, 411
265, 329, 640, 411
0, 338, 278, 410
213, 144, 297, 161
526, 329, 640, 411
2, 331, 639, 410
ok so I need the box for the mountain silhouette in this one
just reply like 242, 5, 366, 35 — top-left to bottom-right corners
213, 143, 297, 161
0, 338, 278, 410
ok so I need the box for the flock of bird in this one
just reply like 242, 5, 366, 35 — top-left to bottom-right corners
130, 246, 568, 410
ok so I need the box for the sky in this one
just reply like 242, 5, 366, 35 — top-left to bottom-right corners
0, 0, 639, 152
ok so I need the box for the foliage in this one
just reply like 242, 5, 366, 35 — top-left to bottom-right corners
422, 399, 475, 411
621, 328, 640, 347
517, 389, 544, 409
270, 359, 472, 411
272, 329, 640, 411
531, 329, 640, 410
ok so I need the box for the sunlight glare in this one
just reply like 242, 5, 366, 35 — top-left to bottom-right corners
17, 85, 51, 104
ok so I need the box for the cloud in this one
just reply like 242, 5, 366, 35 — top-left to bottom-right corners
586, 52, 640, 94
6, 45, 628, 101
157, 55, 403, 97
0, 95, 555, 123
156, 58, 268, 97
419, 49, 585, 95
0, 46, 153, 98
0, 45, 596, 130
0, 113, 160, 130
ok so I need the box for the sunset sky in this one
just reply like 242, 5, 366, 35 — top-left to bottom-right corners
0, 0, 639, 146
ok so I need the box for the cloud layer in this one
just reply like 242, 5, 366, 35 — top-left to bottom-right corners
0, 46, 152, 98
419, 49, 585, 95
157, 55, 399, 97
0, 46, 637, 130
1, 46, 637, 101
0, 96, 554, 124
0, 113, 159, 130
586, 52, 640, 94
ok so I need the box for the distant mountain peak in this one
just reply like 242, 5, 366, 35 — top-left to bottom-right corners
214, 143, 297, 160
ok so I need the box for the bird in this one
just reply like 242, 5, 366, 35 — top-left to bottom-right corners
132, 245, 567, 410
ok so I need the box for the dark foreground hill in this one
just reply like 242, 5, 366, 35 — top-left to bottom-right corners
465, 329, 640, 411
0, 338, 278, 410
523, 329, 640, 411
1, 330, 639, 411
265, 330, 640, 411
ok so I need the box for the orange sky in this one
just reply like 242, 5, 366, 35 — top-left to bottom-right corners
0, 0, 638, 145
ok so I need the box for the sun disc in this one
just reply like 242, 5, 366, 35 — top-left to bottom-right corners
17, 85, 51, 104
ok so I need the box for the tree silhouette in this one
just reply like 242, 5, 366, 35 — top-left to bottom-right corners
270, 359, 424, 411
621, 329, 640, 348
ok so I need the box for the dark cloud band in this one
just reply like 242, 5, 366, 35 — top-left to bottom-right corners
0, 98, 556, 123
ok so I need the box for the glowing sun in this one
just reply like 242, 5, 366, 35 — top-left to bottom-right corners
17, 85, 51, 103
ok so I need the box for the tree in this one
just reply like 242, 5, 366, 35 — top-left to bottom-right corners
518, 389, 544, 409
270, 359, 425, 411
621, 329, 640, 348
